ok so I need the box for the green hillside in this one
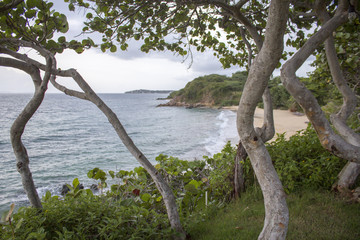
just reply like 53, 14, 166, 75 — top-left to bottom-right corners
165, 71, 293, 109
167, 71, 248, 107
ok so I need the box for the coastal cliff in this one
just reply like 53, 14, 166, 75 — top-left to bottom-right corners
158, 71, 248, 108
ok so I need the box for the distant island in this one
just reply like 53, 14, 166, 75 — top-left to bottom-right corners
125, 89, 173, 94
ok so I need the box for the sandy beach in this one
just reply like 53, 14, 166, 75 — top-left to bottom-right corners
223, 106, 310, 140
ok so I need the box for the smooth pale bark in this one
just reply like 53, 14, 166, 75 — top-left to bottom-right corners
1, 41, 186, 239
281, 1, 360, 164
0, 56, 53, 209
316, 6, 360, 190
56, 69, 186, 238
233, 12, 276, 200
237, 1, 289, 239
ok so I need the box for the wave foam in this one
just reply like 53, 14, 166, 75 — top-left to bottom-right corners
203, 110, 238, 156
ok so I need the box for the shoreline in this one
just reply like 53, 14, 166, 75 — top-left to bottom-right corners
158, 100, 310, 140
222, 106, 309, 140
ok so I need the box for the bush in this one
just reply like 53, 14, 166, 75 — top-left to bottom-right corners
1, 127, 350, 239
1, 185, 172, 240
267, 126, 347, 193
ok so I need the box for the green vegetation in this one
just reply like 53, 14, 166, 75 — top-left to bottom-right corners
188, 188, 360, 240
168, 73, 301, 110
1, 127, 357, 239
168, 71, 247, 107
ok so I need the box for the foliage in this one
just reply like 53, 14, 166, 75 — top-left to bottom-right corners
310, 19, 360, 98
168, 71, 247, 106
0, 127, 354, 238
0, 0, 94, 54
267, 126, 347, 193
72, 0, 269, 68
258, 76, 292, 110
187, 188, 360, 240
0, 193, 173, 239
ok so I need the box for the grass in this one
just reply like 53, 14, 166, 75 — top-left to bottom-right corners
187, 187, 360, 240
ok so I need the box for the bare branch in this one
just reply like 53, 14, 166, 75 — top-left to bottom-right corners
0, 0, 24, 12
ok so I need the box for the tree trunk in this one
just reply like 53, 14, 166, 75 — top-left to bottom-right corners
53, 68, 186, 239
234, 141, 246, 198
233, 13, 275, 200
0, 56, 53, 209
237, 1, 290, 239
281, 1, 360, 164
1, 42, 186, 239
315, 4, 360, 191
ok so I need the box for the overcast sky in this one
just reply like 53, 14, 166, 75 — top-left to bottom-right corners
0, 2, 314, 93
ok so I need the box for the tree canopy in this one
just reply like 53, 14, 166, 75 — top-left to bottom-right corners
1, 1, 360, 239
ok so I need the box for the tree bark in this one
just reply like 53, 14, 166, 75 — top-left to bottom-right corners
315, 5, 360, 190
234, 141, 246, 198
1, 41, 186, 239
57, 69, 186, 239
0, 56, 53, 209
233, 13, 275, 200
237, 1, 290, 239
281, 1, 360, 164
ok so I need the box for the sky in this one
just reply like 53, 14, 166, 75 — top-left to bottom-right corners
0, 2, 314, 93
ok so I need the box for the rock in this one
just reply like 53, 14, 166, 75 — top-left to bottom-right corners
61, 184, 70, 195
60, 183, 84, 195
90, 184, 99, 192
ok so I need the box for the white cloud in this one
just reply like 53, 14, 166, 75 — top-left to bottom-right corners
53, 49, 198, 93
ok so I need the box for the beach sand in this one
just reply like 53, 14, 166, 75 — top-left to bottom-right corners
223, 106, 309, 140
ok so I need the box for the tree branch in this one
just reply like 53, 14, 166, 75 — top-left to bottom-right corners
0, 0, 24, 12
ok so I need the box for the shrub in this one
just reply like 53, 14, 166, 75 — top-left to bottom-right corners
1, 127, 350, 239
267, 126, 347, 193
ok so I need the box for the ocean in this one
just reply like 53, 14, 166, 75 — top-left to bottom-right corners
0, 93, 238, 213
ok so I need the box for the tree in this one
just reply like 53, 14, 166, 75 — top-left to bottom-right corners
310, 3, 360, 192
77, 0, 288, 238
77, 0, 359, 238
281, 0, 360, 196
0, 1, 185, 238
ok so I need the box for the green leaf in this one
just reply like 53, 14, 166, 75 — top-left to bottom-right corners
72, 178, 80, 189
110, 45, 117, 52
25, 9, 37, 18
141, 193, 151, 202
87, 170, 94, 178
26, 0, 41, 9
86, 12, 93, 19
58, 36, 66, 43
109, 170, 115, 178
43, 190, 52, 201
68, 3, 75, 11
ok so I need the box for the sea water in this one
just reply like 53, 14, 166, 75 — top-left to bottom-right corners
0, 93, 238, 213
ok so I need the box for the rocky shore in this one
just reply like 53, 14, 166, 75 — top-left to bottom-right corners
157, 97, 214, 109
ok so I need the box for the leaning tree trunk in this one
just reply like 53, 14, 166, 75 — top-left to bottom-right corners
1, 40, 186, 239
52, 69, 186, 239
0, 55, 53, 209
281, 1, 360, 166
316, 5, 360, 191
53, 68, 186, 239
233, 21, 275, 200
234, 87, 275, 198
237, 1, 290, 239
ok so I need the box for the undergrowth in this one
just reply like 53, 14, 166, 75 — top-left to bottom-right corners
1, 127, 356, 239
